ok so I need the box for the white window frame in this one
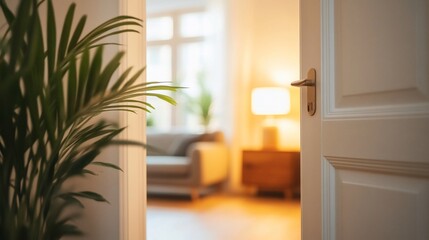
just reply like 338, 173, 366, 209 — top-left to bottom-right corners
147, 8, 207, 128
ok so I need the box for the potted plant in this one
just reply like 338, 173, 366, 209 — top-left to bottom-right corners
185, 72, 213, 130
0, 0, 177, 239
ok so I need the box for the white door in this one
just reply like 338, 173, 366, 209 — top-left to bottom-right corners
300, 0, 429, 239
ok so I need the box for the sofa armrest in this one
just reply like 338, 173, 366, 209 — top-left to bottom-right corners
187, 142, 229, 186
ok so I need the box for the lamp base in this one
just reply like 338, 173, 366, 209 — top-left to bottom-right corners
262, 125, 279, 150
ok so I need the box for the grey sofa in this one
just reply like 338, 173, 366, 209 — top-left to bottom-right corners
146, 131, 229, 200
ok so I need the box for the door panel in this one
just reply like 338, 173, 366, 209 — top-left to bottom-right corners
323, 118, 429, 161
335, 0, 429, 105
335, 169, 429, 240
325, 0, 429, 114
301, 0, 429, 239
324, 157, 429, 240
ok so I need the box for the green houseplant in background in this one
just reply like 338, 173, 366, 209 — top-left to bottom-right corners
186, 72, 213, 129
0, 0, 177, 239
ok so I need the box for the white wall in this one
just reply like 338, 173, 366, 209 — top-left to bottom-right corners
220, 0, 255, 192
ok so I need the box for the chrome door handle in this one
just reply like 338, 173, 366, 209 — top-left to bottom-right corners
291, 68, 316, 116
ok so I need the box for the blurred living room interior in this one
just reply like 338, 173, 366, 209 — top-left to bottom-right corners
145, 0, 301, 239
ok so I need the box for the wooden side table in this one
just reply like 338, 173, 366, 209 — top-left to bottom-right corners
241, 149, 300, 198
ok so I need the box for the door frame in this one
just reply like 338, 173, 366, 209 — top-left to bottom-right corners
299, 0, 322, 239
118, 0, 146, 239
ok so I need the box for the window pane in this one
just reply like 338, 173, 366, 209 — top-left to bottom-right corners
147, 45, 172, 82
179, 12, 206, 38
177, 42, 208, 129
178, 42, 206, 95
147, 45, 173, 130
147, 16, 173, 41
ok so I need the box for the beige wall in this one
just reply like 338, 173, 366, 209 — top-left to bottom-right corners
54, 1, 122, 240
226, 0, 300, 191
1, 1, 122, 239
247, 0, 300, 150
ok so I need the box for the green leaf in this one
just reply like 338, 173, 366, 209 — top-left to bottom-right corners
8, 0, 31, 70
67, 55, 78, 118
58, 194, 85, 209
0, 1, 16, 26
95, 51, 124, 95
76, 48, 90, 111
111, 67, 133, 90
67, 15, 87, 52
92, 161, 123, 172
47, 0, 57, 77
84, 46, 103, 104
57, 3, 75, 65
68, 191, 109, 203
55, 224, 83, 237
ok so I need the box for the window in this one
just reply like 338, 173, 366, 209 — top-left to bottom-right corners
179, 12, 206, 37
147, 17, 173, 41
147, 10, 212, 131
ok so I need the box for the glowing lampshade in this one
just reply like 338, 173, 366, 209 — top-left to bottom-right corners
251, 87, 290, 149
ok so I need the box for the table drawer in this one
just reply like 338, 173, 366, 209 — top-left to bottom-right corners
242, 150, 300, 189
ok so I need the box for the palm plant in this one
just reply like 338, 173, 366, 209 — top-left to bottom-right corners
185, 72, 213, 129
0, 0, 177, 239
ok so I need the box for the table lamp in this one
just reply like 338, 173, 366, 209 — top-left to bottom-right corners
251, 87, 290, 149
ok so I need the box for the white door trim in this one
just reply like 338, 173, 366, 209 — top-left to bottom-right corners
118, 0, 146, 239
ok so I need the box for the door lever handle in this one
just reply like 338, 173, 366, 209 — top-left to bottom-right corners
291, 68, 316, 116
291, 78, 315, 87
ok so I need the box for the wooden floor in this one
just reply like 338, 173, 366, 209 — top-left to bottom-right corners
147, 193, 301, 240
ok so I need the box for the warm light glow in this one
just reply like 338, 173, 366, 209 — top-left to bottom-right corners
251, 87, 290, 115
271, 70, 297, 85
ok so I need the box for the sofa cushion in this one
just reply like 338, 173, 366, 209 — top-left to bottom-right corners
146, 133, 176, 156
201, 131, 225, 143
170, 133, 204, 156
147, 156, 191, 177
146, 131, 225, 156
